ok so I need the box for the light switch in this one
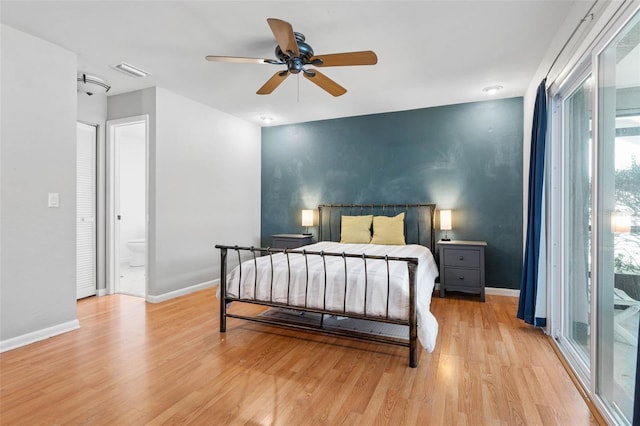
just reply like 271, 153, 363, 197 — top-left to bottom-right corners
48, 193, 59, 208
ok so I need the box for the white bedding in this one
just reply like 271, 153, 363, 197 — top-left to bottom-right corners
223, 241, 439, 352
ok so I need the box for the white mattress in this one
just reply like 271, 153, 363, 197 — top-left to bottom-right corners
223, 241, 439, 352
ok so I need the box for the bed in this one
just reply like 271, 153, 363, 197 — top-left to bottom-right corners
215, 203, 439, 367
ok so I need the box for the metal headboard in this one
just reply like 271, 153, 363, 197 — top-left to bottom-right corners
317, 203, 437, 253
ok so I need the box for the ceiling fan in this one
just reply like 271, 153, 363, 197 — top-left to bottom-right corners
205, 18, 377, 97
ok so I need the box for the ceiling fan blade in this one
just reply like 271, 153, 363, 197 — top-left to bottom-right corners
303, 69, 347, 97
206, 55, 278, 64
257, 71, 290, 95
310, 51, 378, 67
267, 18, 299, 57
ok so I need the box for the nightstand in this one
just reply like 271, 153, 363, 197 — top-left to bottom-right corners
271, 234, 313, 249
437, 240, 487, 302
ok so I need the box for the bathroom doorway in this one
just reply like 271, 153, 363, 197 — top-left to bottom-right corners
106, 116, 148, 298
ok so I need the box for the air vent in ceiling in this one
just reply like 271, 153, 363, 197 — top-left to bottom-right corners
112, 62, 150, 78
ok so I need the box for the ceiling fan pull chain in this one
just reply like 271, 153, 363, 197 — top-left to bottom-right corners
297, 74, 300, 103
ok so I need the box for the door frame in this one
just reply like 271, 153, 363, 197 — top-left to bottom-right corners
105, 115, 149, 296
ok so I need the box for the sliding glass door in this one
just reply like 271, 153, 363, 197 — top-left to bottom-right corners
555, 7, 639, 425
596, 10, 639, 421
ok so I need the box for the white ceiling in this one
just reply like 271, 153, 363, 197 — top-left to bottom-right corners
1, 1, 578, 127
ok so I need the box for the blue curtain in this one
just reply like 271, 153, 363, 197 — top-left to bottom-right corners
518, 79, 547, 326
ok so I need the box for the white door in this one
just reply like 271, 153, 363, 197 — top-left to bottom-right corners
76, 122, 97, 299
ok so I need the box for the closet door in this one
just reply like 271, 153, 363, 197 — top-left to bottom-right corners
77, 122, 97, 299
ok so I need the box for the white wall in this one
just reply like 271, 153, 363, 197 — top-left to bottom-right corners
1, 25, 78, 348
154, 87, 261, 297
78, 92, 107, 123
108, 87, 261, 300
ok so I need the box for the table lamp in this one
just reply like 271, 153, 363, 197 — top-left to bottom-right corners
302, 209, 314, 235
440, 209, 452, 241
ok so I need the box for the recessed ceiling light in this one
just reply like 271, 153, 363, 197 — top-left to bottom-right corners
260, 116, 273, 124
112, 62, 151, 78
482, 85, 503, 95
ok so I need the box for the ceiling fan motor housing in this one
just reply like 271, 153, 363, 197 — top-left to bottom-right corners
275, 32, 315, 74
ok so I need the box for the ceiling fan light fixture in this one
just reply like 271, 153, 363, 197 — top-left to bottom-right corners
77, 73, 110, 96
112, 62, 150, 78
482, 85, 503, 95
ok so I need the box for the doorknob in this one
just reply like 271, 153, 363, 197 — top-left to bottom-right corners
117, 215, 121, 220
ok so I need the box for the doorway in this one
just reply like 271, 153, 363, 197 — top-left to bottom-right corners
106, 116, 148, 298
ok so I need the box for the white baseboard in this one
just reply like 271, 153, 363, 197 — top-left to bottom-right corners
434, 283, 519, 298
146, 279, 219, 303
96, 288, 107, 296
485, 287, 520, 297
0, 319, 80, 353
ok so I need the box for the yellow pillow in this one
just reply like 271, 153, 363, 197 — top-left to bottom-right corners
340, 215, 373, 243
370, 213, 406, 245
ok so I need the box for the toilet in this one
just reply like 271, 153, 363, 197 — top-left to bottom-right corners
127, 239, 146, 267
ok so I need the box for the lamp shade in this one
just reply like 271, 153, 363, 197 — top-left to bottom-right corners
301, 209, 314, 227
440, 210, 452, 231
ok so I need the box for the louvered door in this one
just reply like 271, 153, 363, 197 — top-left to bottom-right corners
77, 122, 97, 299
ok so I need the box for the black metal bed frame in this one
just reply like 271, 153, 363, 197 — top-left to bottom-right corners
215, 203, 436, 368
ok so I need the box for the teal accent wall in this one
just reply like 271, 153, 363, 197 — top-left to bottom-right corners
261, 97, 523, 289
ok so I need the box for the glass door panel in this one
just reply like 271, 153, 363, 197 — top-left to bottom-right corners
564, 76, 593, 372
597, 10, 639, 424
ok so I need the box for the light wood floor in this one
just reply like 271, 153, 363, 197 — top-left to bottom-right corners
0, 289, 598, 425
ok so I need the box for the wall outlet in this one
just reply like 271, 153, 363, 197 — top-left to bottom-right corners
48, 193, 59, 208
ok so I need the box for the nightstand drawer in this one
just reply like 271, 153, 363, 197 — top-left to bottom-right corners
273, 238, 306, 249
443, 267, 481, 289
272, 234, 313, 249
443, 248, 480, 268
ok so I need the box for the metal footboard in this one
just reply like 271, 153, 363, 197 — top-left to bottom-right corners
215, 245, 420, 368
